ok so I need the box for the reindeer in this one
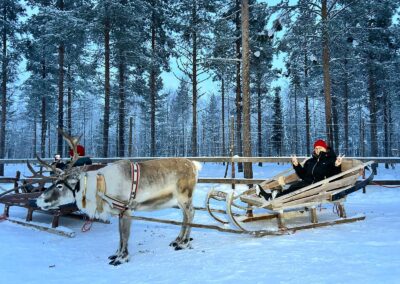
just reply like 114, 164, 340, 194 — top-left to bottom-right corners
36, 129, 201, 265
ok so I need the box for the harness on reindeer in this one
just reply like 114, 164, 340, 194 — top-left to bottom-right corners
88, 162, 140, 214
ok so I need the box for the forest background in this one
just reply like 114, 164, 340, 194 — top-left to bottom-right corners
1, 0, 400, 175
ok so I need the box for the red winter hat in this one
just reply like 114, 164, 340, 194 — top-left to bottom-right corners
69, 145, 85, 157
313, 139, 328, 150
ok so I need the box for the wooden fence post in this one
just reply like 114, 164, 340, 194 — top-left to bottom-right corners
230, 116, 235, 190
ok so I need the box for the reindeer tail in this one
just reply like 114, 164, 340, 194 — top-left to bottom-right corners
192, 161, 202, 173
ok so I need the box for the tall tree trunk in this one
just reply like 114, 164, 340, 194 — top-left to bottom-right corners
118, 56, 125, 157
128, 116, 133, 157
360, 119, 365, 157
41, 97, 46, 157
48, 121, 51, 157
293, 76, 299, 154
257, 78, 262, 167
67, 65, 72, 135
235, 0, 243, 172
0, 5, 7, 174
332, 93, 339, 153
33, 115, 37, 157
150, 3, 157, 157
103, 13, 111, 157
305, 95, 310, 156
367, 66, 378, 156
191, 2, 198, 157
304, 51, 311, 156
343, 69, 349, 155
57, 43, 65, 155
241, 0, 252, 178
321, 0, 333, 147
57, 0, 65, 156
221, 76, 226, 157
66, 65, 72, 156
40, 58, 47, 157
383, 92, 389, 161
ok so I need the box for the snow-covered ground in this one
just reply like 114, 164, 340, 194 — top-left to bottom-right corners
1, 162, 400, 284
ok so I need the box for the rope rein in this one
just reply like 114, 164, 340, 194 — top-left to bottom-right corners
81, 216, 93, 232
369, 181, 400, 189
0, 214, 7, 221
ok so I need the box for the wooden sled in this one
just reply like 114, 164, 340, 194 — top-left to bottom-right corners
0, 191, 79, 237
206, 159, 374, 235
0, 164, 108, 237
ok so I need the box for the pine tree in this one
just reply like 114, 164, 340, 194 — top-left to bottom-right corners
249, 3, 274, 164
203, 94, 220, 156
26, 0, 92, 156
169, 81, 191, 156
271, 87, 283, 156
350, 0, 399, 156
0, 0, 25, 174
174, 0, 217, 156
142, 0, 175, 157
210, 14, 236, 157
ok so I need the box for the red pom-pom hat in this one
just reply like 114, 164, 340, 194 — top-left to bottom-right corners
313, 139, 328, 150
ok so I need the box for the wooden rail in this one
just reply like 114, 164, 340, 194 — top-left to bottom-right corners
0, 157, 398, 187
1, 156, 400, 164
198, 178, 400, 186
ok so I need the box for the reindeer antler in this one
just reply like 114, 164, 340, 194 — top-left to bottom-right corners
25, 159, 59, 180
57, 128, 82, 170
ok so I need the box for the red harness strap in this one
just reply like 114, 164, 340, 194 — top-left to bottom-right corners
101, 162, 140, 212
130, 162, 140, 200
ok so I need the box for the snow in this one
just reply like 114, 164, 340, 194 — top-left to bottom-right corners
1, 163, 400, 284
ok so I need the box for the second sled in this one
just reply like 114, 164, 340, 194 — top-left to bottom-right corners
206, 159, 374, 235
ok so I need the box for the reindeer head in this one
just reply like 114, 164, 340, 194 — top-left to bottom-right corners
36, 169, 83, 210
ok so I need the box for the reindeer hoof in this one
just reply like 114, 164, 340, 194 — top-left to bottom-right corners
172, 238, 192, 250
109, 259, 123, 266
109, 257, 129, 266
108, 255, 117, 260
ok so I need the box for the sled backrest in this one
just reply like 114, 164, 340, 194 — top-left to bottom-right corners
341, 159, 363, 178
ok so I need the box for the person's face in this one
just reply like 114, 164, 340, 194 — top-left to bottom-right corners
314, 146, 327, 155
54, 154, 61, 161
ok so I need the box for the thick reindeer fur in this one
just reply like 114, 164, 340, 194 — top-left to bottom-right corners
37, 158, 201, 266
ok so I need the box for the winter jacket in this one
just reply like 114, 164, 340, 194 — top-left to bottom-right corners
293, 149, 341, 185
65, 156, 93, 167
74, 156, 93, 167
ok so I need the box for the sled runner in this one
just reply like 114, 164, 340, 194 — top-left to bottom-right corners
206, 159, 374, 234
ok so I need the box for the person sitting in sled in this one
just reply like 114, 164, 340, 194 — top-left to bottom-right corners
51, 154, 66, 171
68, 144, 92, 167
257, 139, 344, 201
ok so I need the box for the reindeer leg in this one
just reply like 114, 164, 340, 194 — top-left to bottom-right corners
108, 216, 122, 261
109, 212, 131, 266
171, 199, 194, 250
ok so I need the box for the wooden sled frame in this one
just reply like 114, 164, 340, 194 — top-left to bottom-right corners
206, 160, 374, 235
0, 164, 108, 237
